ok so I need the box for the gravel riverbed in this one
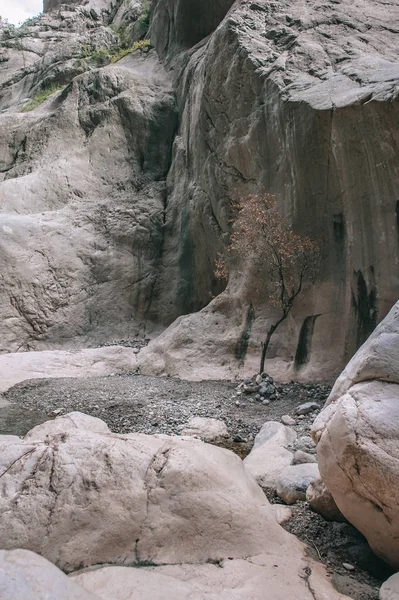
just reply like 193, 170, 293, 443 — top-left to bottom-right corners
1, 373, 391, 599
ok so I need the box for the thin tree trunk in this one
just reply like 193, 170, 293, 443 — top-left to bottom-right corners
259, 313, 288, 374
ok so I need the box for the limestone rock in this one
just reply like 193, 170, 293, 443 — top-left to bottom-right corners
140, 0, 399, 383
295, 402, 319, 416
0, 347, 138, 393
306, 478, 345, 522
0, 10, 176, 353
72, 556, 352, 600
276, 463, 320, 505
380, 573, 399, 600
271, 504, 293, 525
0, 549, 98, 600
244, 421, 296, 491
312, 301, 399, 568
293, 450, 317, 465
0, 412, 292, 572
178, 416, 229, 442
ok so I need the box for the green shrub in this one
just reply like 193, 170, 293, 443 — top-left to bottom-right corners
138, 1, 151, 33
110, 39, 151, 63
21, 84, 64, 112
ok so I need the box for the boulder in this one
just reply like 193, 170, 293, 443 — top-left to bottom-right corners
276, 463, 320, 505
295, 402, 320, 416
0, 412, 293, 572
306, 478, 345, 522
380, 573, 399, 600
72, 556, 352, 600
0, 546, 352, 600
244, 422, 296, 491
312, 301, 399, 568
0, 549, 97, 600
293, 450, 317, 465
271, 504, 293, 525
178, 416, 229, 442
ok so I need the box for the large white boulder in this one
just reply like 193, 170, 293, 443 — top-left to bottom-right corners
178, 416, 229, 442
312, 301, 399, 568
72, 556, 352, 600
0, 412, 292, 572
0, 547, 353, 600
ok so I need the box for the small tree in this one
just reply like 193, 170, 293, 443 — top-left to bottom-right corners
215, 193, 320, 373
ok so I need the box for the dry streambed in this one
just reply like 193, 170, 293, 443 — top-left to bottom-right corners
1, 374, 391, 599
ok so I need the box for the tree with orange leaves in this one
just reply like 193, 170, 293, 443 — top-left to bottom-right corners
215, 194, 320, 374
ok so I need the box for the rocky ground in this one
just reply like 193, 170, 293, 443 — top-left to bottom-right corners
1, 373, 392, 599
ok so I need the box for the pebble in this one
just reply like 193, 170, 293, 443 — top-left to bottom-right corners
342, 563, 355, 571
48, 408, 63, 418
281, 415, 296, 426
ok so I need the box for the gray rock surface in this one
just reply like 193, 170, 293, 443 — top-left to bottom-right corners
296, 402, 319, 416
313, 301, 399, 568
293, 450, 317, 465
306, 477, 345, 522
0, 6, 176, 353
276, 463, 320, 504
244, 421, 296, 491
139, 0, 399, 382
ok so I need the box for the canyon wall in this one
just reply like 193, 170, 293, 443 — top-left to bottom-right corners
139, 0, 399, 380
0, 0, 398, 379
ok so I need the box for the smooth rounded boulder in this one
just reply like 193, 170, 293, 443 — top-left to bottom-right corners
0, 549, 97, 600
0, 412, 291, 571
312, 301, 399, 568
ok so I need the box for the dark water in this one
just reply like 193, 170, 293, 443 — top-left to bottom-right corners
0, 401, 48, 437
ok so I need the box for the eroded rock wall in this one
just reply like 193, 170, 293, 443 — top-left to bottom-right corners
0, 7, 176, 352
139, 0, 399, 381
0, 0, 398, 378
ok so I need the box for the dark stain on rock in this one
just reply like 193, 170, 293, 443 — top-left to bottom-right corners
333, 212, 345, 248
235, 303, 255, 361
294, 314, 320, 369
395, 200, 399, 233
351, 268, 378, 347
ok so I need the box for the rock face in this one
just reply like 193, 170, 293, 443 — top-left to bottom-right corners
380, 574, 399, 600
1, 0, 399, 380
306, 477, 345, 522
0, 548, 352, 600
312, 301, 399, 568
139, 0, 399, 381
0, 6, 176, 353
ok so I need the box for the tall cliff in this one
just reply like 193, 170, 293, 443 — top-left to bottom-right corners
0, 0, 398, 380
